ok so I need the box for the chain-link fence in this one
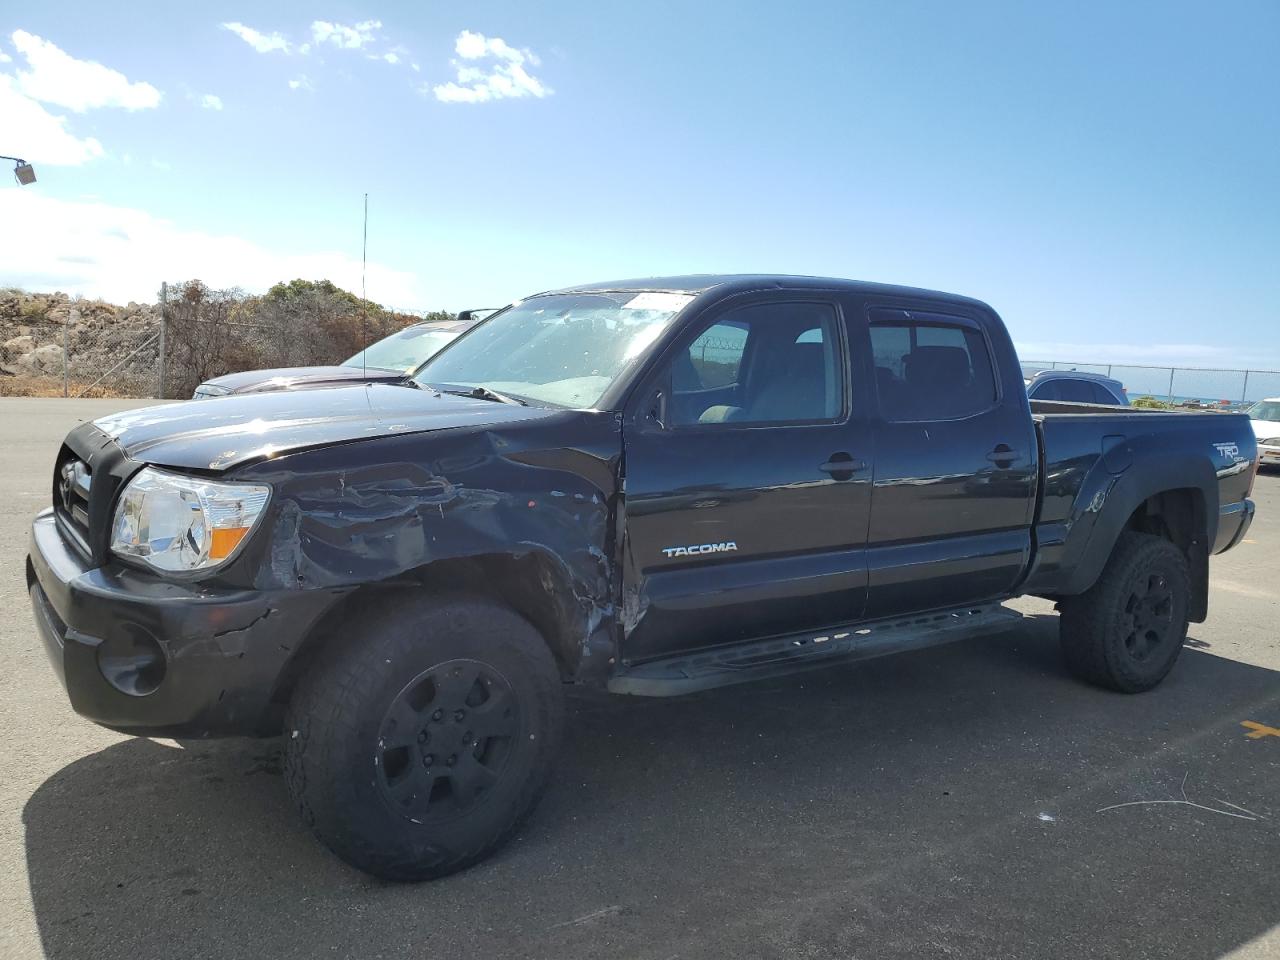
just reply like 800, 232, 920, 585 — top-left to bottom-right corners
1022, 360, 1280, 409
0, 293, 162, 397
1, 282, 435, 399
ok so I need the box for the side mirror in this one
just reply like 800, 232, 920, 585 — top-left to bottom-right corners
644, 390, 667, 431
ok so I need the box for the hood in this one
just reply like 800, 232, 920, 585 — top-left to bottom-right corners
201, 364, 404, 394
1251, 418, 1280, 441
93, 383, 560, 471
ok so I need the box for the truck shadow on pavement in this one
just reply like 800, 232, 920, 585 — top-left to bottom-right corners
22, 615, 1280, 960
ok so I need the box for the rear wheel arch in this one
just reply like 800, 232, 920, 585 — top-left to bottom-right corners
1061, 454, 1216, 620
1120, 487, 1209, 621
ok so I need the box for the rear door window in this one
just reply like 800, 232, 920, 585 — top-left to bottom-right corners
869, 310, 997, 421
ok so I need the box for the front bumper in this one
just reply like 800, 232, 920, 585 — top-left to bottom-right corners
27, 508, 336, 737
1259, 443, 1280, 468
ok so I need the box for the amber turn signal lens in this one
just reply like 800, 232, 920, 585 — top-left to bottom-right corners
210, 526, 250, 560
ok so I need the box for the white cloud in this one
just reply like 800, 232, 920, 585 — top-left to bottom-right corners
455, 30, 527, 63
200, 93, 223, 111
311, 20, 381, 50
0, 191, 423, 308
221, 22, 290, 55
373, 44, 410, 66
432, 31, 550, 104
288, 74, 312, 92
10, 29, 161, 112
219, 19, 404, 71
0, 74, 104, 165
0, 51, 11, 64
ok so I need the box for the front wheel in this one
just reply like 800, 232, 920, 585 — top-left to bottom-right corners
284, 597, 564, 881
1058, 532, 1190, 693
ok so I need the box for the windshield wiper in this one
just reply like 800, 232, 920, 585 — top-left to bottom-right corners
443, 385, 528, 406
400, 379, 441, 396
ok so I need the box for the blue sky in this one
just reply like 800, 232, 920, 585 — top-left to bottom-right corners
1, 1, 1277, 366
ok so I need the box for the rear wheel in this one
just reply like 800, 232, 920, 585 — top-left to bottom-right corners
1059, 532, 1190, 693
284, 597, 564, 881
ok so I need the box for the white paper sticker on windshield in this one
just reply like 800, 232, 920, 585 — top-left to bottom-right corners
622, 292, 694, 312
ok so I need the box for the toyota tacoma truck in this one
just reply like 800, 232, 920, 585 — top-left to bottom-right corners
27, 275, 1257, 881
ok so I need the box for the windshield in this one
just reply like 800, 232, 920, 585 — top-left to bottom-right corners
1247, 400, 1280, 422
412, 291, 691, 407
343, 325, 461, 373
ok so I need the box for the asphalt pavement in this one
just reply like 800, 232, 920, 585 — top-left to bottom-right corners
1, 397, 1277, 960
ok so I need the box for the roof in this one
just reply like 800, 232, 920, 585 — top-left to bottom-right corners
411, 317, 478, 332
536, 274, 990, 308
1027, 369, 1124, 385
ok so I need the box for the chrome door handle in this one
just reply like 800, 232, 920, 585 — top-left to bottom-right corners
819, 454, 867, 479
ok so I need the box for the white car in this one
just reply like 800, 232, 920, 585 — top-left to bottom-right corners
1247, 398, 1280, 468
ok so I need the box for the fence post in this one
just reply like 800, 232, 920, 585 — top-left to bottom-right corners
1166, 367, 1175, 402
157, 281, 167, 399
1242, 370, 1250, 403
62, 313, 69, 398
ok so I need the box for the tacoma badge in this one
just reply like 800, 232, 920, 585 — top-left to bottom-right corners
661, 541, 738, 558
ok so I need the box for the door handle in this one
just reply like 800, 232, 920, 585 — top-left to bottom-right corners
819, 453, 867, 480
986, 444, 1022, 466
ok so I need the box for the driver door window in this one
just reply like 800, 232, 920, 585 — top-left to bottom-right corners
669, 302, 844, 426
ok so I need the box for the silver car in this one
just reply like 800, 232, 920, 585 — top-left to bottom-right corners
1024, 369, 1129, 405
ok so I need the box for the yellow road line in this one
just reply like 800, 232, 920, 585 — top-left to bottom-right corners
1241, 721, 1280, 739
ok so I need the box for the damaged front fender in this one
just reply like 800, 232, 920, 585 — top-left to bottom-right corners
229, 409, 624, 682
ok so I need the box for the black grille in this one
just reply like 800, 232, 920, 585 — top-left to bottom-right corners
54, 454, 93, 551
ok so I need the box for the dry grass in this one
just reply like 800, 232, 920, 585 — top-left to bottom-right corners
0, 375, 145, 399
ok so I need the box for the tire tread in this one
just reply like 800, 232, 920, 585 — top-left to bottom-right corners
282, 595, 563, 881
1059, 531, 1190, 693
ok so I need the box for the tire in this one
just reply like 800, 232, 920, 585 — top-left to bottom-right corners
284, 596, 564, 881
1059, 532, 1190, 693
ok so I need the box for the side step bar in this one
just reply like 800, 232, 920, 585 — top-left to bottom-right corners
608, 603, 1024, 697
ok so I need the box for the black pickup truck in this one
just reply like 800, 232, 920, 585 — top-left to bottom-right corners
27, 275, 1257, 881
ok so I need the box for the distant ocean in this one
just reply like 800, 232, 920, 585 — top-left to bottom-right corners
1022, 362, 1280, 407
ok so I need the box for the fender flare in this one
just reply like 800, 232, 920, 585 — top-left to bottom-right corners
1055, 451, 1216, 613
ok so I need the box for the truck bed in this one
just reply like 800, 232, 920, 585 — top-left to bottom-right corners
1029, 398, 1237, 418
1022, 399, 1256, 605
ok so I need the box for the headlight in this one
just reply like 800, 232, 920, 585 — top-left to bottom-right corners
110, 467, 270, 573
1261, 437, 1280, 446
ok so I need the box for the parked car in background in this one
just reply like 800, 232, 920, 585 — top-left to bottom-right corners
1025, 369, 1129, 405
456, 308, 499, 324
191, 314, 490, 399
1246, 397, 1280, 468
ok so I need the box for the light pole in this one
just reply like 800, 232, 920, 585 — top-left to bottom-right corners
0, 156, 37, 185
